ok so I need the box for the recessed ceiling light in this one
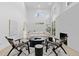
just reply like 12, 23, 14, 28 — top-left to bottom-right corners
38, 4, 41, 8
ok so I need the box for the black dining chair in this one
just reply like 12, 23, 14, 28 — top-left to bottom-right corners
52, 33, 68, 55
5, 36, 30, 56
45, 34, 67, 56
44, 37, 59, 56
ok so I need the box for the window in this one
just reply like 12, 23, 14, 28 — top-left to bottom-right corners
35, 10, 49, 18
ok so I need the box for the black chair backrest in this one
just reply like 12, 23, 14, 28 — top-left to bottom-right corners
60, 33, 68, 45
60, 33, 68, 39
5, 36, 15, 47
48, 37, 53, 42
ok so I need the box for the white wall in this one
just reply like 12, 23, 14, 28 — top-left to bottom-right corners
0, 2, 27, 48
56, 3, 79, 52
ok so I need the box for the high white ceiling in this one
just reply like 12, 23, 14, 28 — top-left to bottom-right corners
23, 2, 69, 32
24, 2, 55, 9
24, 2, 61, 24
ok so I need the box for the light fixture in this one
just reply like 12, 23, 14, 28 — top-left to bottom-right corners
38, 4, 41, 8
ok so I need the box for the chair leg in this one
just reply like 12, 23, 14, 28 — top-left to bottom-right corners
27, 42, 30, 54
27, 46, 30, 54
52, 48, 58, 56
46, 41, 48, 52
60, 46, 67, 54
17, 50, 22, 56
7, 47, 14, 56
46, 45, 48, 52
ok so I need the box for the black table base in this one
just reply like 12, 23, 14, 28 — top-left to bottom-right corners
29, 40, 44, 47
